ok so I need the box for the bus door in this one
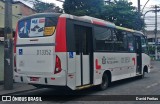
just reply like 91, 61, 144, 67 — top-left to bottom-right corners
74, 25, 93, 86
135, 35, 142, 74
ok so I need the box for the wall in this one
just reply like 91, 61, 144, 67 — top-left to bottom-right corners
0, 1, 36, 30
19, 3, 36, 16
0, 1, 5, 28
12, 3, 21, 30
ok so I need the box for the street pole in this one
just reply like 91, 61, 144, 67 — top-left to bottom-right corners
138, 0, 141, 14
142, 0, 150, 35
142, 0, 150, 13
143, 10, 155, 35
4, 0, 13, 90
154, 5, 158, 60
137, 0, 141, 31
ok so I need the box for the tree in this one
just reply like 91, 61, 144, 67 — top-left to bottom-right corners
63, 0, 144, 31
23, 0, 63, 13
63, 0, 104, 18
101, 0, 144, 30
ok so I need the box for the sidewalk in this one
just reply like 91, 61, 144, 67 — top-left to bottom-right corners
0, 83, 36, 95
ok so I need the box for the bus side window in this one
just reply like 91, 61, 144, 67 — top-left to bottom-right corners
127, 33, 135, 52
141, 36, 148, 54
94, 26, 113, 51
113, 30, 128, 52
74, 25, 81, 55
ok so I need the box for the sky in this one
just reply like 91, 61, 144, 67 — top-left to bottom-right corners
41, 0, 63, 8
129, 0, 160, 30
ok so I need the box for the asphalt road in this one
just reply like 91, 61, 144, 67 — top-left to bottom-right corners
1, 61, 160, 104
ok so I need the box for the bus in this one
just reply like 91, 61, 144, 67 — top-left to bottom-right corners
14, 13, 151, 90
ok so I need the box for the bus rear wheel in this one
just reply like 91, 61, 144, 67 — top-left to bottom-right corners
140, 70, 145, 79
99, 73, 109, 90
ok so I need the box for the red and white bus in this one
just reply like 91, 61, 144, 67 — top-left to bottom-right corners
14, 13, 151, 90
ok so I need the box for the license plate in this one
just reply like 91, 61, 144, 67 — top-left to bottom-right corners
30, 77, 39, 81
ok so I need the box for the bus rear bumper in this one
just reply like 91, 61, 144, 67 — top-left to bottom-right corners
14, 74, 66, 86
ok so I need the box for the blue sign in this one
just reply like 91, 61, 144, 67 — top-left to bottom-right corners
18, 19, 31, 38
19, 49, 23, 55
69, 52, 73, 58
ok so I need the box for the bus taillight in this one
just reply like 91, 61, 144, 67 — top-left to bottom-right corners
14, 24, 18, 72
54, 55, 62, 74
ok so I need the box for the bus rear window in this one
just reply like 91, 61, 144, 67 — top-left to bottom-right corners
18, 17, 57, 38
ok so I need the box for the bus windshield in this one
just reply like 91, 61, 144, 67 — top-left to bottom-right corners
18, 17, 57, 38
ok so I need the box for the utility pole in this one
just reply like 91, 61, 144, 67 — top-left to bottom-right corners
4, 0, 13, 90
142, 0, 150, 13
155, 5, 158, 60
137, 0, 141, 31
138, 0, 141, 14
152, 5, 160, 60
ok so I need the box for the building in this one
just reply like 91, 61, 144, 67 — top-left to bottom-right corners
145, 30, 160, 45
0, 0, 36, 41
145, 30, 160, 56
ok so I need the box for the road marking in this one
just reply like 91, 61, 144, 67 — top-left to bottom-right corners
146, 83, 159, 89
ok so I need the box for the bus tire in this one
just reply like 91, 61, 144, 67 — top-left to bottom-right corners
140, 66, 148, 79
98, 73, 109, 90
140, 70, 145, 79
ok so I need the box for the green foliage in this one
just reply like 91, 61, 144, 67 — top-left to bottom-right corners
63, 0, 144, 31
102, 0, 144, 30
148, 45, 155, 54
23, 0, 63, 13
63, 0, 104, 18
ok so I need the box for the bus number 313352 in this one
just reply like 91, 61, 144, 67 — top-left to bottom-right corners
37, 50, 51, 55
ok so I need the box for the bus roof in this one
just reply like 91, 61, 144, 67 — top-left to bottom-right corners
62, 14, 144, 35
